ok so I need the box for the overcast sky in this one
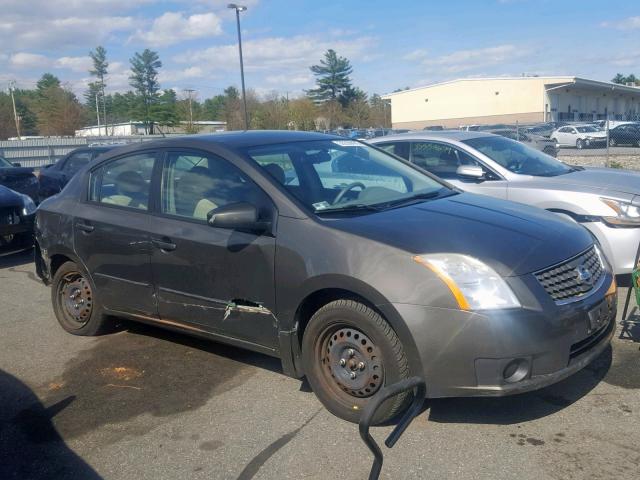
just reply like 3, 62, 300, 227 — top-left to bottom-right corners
1, 0, 638, 100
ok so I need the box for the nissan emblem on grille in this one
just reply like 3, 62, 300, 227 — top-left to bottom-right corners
575, 264, 594, 286
534, 246, 604, 303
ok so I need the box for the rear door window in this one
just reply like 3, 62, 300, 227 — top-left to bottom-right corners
89, 153, 156, 210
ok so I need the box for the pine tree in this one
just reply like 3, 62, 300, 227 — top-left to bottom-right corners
89, 46, 109, 134
129, 49, 162, 133
307, 49, 353, 104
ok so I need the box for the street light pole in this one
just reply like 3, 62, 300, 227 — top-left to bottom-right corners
228, 4, 249, 130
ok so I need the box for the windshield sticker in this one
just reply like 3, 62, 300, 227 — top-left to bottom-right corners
313, 201, 331, 211
332, 140, 361, 147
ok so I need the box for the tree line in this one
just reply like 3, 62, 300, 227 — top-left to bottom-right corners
612, 73, 640, 86
1, 47, 390, 140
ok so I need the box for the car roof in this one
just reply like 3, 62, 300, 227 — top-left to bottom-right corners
369, 130, 496, 142
164, 130, 343, 148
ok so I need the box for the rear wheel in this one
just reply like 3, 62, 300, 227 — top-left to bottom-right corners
609, 138, 617, 147
302, 300, 411, 424
576, 139, 584, 149
51, 261, 109, 336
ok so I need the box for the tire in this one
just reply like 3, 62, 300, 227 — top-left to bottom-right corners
51, 261, 110, 336
576, 139, 584, 149
609, 138, 616, 147
636, 140, 640, 148
302, 299, 411, 424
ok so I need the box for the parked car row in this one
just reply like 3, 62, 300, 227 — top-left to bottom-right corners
34, 130, 618, 425
444, 121, 640, 150
0, 146, 117, 253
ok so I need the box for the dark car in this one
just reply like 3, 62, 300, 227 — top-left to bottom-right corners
35, 131, 616, 424
1, 185, 36, 252
38, 146, 119, 202
0, 155, 39, 202
608, 124, 640, 147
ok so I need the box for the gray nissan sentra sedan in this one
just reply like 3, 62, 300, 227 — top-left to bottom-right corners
370, 131, 640, 275
34, 131, 616, 424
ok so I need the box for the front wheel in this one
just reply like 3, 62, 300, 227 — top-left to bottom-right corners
576, 139, 584, 149
51, 261, 110, 336
302, 300, 411, 424
609, 138, 617, 147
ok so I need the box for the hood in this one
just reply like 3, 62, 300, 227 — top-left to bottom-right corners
0, 167, 38, 199
0, 184, 24, 206
540, 167, 640, 198
328, 192, 593, 277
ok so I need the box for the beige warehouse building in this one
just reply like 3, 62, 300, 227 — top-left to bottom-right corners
383, 76, 640, 129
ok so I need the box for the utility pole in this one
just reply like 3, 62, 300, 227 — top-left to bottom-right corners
184, 88, 195, 132
8, 81, 21, 140
95, 94, 101, 135
101, 86, 108, 136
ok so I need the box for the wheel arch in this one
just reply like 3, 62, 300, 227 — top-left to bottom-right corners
286, 278, 423, 381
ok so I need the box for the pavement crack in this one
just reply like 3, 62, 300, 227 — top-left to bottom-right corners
236, 407, 323, 480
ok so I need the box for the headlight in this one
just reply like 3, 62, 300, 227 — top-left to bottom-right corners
19, 194, 37, 216
600, 198, 640, 227
413, 254, 521, 310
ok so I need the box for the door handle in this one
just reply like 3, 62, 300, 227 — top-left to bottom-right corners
151, 238, 177, 252
76, 222, 94, 233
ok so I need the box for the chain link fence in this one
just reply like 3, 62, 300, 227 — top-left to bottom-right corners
459, 114, 640, 170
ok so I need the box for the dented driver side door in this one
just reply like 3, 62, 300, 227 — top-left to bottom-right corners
147, 149, 278, 350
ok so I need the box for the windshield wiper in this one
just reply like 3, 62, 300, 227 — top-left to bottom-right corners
316, 203, 384, 214
383, 188, 457, 208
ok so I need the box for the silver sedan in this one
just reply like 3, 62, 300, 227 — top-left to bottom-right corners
370, 131, 640, 275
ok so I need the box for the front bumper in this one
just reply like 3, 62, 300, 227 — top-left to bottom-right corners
582, 221, 640, 274
0, 213, 34, 249
391, 272, 616, 398
583, 138, 607, 147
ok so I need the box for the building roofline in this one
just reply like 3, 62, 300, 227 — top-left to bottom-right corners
382, 76, 640, 98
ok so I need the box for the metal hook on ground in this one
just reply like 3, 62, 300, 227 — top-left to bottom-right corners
358, 376, 427, 480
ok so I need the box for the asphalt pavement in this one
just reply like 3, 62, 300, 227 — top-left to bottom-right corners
1, 249, 639, 480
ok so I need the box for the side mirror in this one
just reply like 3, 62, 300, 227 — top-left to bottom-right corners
207, 202, 269, 233
456, 165, 485, 180
12, 162, 21, 167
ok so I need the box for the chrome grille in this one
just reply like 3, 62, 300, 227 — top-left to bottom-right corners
534, 246, 604, 303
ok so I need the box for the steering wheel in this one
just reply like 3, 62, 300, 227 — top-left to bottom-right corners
333, 182, 366, 205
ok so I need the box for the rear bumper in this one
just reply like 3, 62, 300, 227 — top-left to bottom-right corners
391, 272, 616, 398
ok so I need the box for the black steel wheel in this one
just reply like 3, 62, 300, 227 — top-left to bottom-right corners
52, 261, 109, 336
302, 300, 411, 424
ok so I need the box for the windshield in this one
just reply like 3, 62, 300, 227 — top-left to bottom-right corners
245, 139, 450, 213
576, 126, 599, 133
463, 135, 573, 176
0, 156, 13, 168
